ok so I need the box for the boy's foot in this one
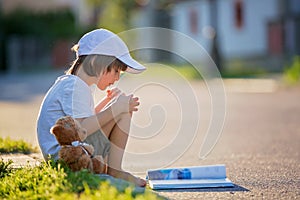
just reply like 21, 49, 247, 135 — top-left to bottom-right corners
108, 167, 147, 187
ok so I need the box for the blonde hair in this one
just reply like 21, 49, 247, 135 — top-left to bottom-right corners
66, 44, 127, 76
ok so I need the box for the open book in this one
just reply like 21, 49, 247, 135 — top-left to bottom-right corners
147, 164, 233, 190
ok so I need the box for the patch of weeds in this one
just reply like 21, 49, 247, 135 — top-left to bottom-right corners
0, 159, 13, 178
0, 160, 69, 199
0, 137, 38, 154
0, 159, 163, 200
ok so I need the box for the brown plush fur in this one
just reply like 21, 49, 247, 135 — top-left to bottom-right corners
51, 116, 106, 174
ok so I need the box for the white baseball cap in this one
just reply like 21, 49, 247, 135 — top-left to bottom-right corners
77, 29, 146, 74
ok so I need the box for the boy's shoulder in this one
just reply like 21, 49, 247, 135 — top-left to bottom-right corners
55, 75, 90, 93
55, 75, 81, 86
56, 74, 76, 82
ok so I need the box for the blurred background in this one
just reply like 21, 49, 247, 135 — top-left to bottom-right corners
0, 2, 300, 195
0, 0, 299, 79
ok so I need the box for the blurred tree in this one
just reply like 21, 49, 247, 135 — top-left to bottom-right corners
1, 9, 79, 39
86, 0, 137, 33
0, 9, 82, 72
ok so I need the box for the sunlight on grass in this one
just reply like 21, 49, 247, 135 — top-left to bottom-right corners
0, 137, 38, 154
131, 62, 269, 80
133, 63, 202, 80
284, 56, 300, 84
0, 159, 163, 200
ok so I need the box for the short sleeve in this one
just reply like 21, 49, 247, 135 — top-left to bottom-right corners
62, 77, 95, 118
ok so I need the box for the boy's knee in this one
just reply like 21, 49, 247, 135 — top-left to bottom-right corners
118, 113, 131, 121
114, 113, 131, 124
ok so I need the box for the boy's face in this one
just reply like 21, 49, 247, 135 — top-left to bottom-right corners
97, 67, 121, 90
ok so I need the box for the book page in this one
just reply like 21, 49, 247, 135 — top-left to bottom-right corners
147, 164, 227, 180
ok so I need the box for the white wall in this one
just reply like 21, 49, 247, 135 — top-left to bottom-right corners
171, 1, 212, 62
171, 0, 280, 61
219, 0, 279, 59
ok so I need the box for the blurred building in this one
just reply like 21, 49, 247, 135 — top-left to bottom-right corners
133, 0, 300, 71
1, 0, 299, 73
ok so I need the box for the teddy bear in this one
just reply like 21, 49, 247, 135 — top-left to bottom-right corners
50, 116, 106, 174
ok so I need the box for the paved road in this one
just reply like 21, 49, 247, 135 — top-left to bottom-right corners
0, 71, 299, 199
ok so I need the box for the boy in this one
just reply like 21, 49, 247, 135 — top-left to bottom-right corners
37, 29, 146, 186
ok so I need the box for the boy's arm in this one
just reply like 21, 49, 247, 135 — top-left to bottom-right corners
95, 88, 121, 113
94, 97, 111, 113
78, 94, 139, 137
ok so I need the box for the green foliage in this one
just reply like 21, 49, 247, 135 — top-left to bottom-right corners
65, 168, 103, 193
0, 9, 80, 39
221, 58, 269, 78
87, 0, 137, 33
98, 1, 127, 33
0, 159, 162, 200
0, 137, 37, 154
284, 56, 300, 84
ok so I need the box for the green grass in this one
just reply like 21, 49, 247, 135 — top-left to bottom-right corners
133, 62, 267, 80
284, 56, 300, 84
172, 65, 202, 79
127, 63, 202, 80
0, 159, 163, 200
221, 66, 266, 78
0, 137, 163, 199
0, 137, 38, 154
221, 59, 267, 78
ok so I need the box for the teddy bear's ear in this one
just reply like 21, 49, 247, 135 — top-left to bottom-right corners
50, 125, 62, 136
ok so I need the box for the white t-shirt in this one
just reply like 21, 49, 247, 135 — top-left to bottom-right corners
37, 75, 95, 160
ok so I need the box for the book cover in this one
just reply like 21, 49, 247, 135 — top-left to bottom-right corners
147, 164, 234, 190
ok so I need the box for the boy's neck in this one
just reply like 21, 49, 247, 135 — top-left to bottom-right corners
76, 67, 97, 86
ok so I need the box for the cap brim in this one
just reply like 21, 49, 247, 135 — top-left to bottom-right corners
118, 54, 146, 74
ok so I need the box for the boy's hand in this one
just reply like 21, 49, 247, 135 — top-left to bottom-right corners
106, 88, 121, 100
128, 95, 140, 112
113, 94, 140, 115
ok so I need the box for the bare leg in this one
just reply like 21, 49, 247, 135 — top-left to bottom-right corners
101, 113, 146, 187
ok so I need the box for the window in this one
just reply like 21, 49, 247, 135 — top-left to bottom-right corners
189, 8, 198, 34
235, 0, 244, 29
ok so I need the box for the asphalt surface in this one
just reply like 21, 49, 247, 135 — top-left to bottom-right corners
0, 70, 299, 199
